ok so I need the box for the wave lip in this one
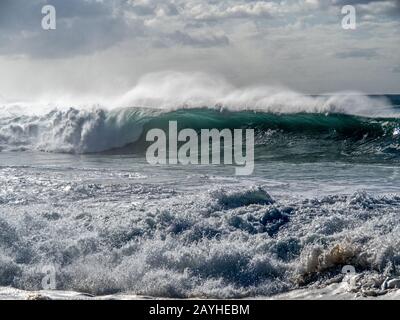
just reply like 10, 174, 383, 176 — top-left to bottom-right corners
114, 72, 398, 117
0, 108, 149, 153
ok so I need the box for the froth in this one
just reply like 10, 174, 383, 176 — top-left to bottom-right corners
1, 72, 397, 118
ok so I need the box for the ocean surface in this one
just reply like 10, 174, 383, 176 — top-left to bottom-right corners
0, 94, 400, 298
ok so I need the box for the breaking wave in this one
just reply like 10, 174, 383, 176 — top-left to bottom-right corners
0, 72, 399, 159
0, 105, 399, 162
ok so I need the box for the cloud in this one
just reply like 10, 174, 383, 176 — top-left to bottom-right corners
0, 0, 238, 58
186, 1, 280, 21
130, 1, 179, 17
334, 48, 380, 60
332, 0, 400, 16
392, 66, 400, 73
157, 30, 230, 48
332, 0, 399, 5
0, 0, 398, 59
0, 0, 135, 58
332, 0, 382, 4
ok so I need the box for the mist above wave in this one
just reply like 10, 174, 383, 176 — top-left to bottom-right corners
0, 72, 397, 117
114, 72, 395, 117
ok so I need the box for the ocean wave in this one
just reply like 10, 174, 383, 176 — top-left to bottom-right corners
0, 73, 399, 156
0, 105, 399, 161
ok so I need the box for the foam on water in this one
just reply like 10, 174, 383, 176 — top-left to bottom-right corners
0, 158, 400, 298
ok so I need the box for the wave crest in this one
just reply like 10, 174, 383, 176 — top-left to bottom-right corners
0, 108, 147, 153
115, 72, 396, 117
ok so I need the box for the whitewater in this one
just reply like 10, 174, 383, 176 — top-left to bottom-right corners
1, 73, 400, 299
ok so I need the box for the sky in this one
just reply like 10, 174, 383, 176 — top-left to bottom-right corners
0, 0, 399, 103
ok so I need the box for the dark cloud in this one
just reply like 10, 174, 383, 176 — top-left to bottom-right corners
131, 4, 156, 16
0, 0, 43, 30
0, 0, 227, 58
163, 30, 229, 48
152, 30, 230, 49
334, 48, 380, 60
5, 17, 134, 59
0, 0, 135, 58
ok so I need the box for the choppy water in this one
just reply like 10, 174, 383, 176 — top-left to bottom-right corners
0, 94, 400, 298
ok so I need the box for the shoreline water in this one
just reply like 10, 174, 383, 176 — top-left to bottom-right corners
1, 152, 400, 298
2, 283, 400, 300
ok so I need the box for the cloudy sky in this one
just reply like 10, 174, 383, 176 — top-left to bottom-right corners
0, 0, 399, 102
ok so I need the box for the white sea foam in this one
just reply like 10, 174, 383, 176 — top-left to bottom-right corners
1, 157, 400, 298
0, 108, 151, 153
